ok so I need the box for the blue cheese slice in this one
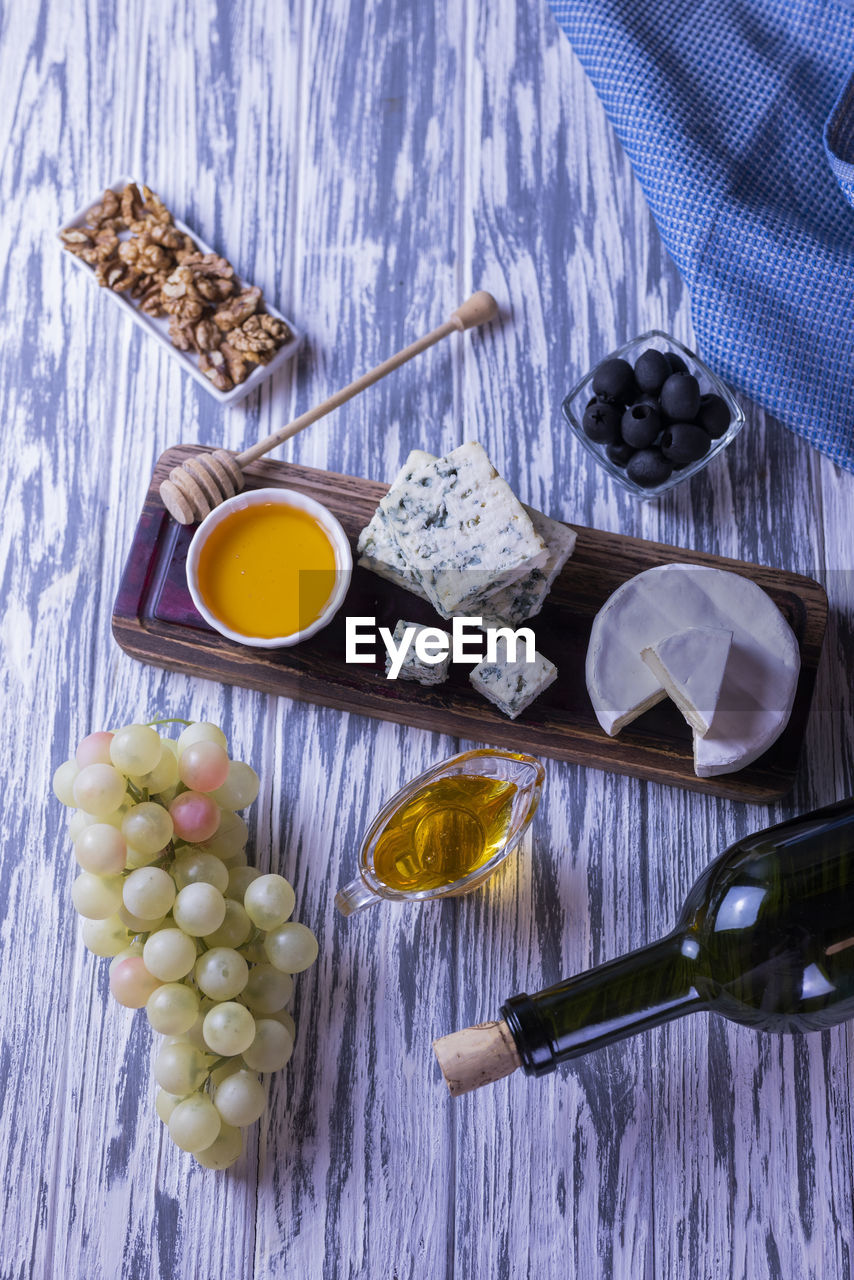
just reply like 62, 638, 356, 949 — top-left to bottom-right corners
641, 626, 732, 737
384, 619, 451, 685
475, 507, 577, 627
356, 450, 435, 597
470, 637, 557, 719
378, 442, 548, 615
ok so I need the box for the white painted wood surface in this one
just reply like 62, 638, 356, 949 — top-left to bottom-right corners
1, 2, 853, 1277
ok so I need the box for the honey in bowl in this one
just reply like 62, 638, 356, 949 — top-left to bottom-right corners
196, 501, 338, 640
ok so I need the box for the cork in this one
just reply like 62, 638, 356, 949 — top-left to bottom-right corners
432, 1019, 521, 1097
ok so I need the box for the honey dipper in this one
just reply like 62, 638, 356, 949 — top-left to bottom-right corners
159, 290, 499, 524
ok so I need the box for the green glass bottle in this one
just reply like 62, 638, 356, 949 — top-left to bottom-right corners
499, 797, 854, 1079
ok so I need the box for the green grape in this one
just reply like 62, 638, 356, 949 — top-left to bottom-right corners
243, 874, 295, 931
194, 948, 249, 1001
155, 1090, 185, 1125
74, 824, 127, 875
168, 1093, 222, 1153
154, 1042, 208, 1094
123, 867, 176, 919
173, 851, 229, 893
73, 764, 127, 817
202, 1002, 256, 1056
71, 872, 124, 920
241, 964, 293, 1015
53, 759, 79, 806
218, 845, 249, 870
143, 928, 198, 981
119, 904, 166, 934
197, 810, 248, 861
267, 1008, 296, 1039
70, 807, 127, 840
264, 922, 318, 974
194, 1122, 242, 1170
146, 983, 200, 1035
173, 883, 226, 937
177, 723, 228, 756
226, 866, 262, 901
209, 1058, 242, 1088
109, 939, 145, 975
138, 742, 180, 794
81, 915, 132, 957
211, 762, 259, 811
214, 1071, 266, 1126
110, 724, 162, 776
122, 802, 174, 856
203, 899, 252, 949
125, 845, 162, 870
242, 1018, 294, 1073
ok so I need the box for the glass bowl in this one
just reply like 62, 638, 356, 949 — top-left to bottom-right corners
561, 331, 745, 500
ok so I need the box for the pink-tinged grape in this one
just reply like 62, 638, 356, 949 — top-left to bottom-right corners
173, 883, 226, 936
71, 872, 124, 920
198, 810, 248, 861
173, 851, 229, 893
143, 928, 197, 981
242, 1018, 294, 1073
194, 948, 248, 1001
202, 1002, 255, 1056
146, 983, 200, 1035
119, 904, 166, 934
122, 802, 174, 856
109, 940, 145, 975
243, 874, 295, 931
109, 956, 162, 1008
53, 759, 80, 806
214, 1071, 266, 1126
109, 724, 162, 776
74, 824, 127, 875
123, 867, 176, 919
177, 722, 228, 756
169, 791, 220, 843
155, 1091, 184, 1124
241, 964, 293, 1015
211, 762, 259, 811
138, 741, 180, 794
81, 915, 132, 957
203, 899, 252, 949
179, 742, 230, 793
264, 922, 318, 974
154, 1042, 208, 1094
76, 731, 114, 768
267, 1008, 296, 1039
194, 1121, 242, 1170
73, 764, 126, 817
168, 1093, 221, 1153
226, 866, 262, 901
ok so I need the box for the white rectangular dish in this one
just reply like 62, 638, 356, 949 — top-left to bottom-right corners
58, 178, 301, 407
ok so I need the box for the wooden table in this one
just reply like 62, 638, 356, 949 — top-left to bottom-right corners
2, 3, 853, 1278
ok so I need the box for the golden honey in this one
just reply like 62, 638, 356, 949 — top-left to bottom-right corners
197, 502, 337, 639
372, 774, 518, 893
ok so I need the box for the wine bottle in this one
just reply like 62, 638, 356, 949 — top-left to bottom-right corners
433, 797, 854, 1096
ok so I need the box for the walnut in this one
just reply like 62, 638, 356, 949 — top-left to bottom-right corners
226, 314, 280, 362
120, 183, 145, 225
168, 316, 197, 350
220, 340, 251, 385
118, 234, 171, 273
162, 265, 198, 299
94, 260, 140, 291
173, 235, 198, 263
257, 313, 291, 344
139, 282, 167, 316
145, 222, 187, 250
180, 252, 233, 278
85, 188, 122, 228
194, 318, 222, 352
92, 229, 119, 263
199, 349, 233, 392
213, 286, 261, 331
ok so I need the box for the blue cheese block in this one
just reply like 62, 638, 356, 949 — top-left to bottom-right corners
356, 450, 435, 597
384, 619, 451, 685
474, 507, 577, 627
469, 637, 558, 719
378, 442, 548, 615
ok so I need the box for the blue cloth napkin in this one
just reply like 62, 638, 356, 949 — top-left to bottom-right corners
547, 0, 854, 473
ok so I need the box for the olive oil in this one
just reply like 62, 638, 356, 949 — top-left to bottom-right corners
372, 774, 518, 893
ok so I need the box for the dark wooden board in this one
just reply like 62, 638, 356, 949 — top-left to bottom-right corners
112, 445, 828, 802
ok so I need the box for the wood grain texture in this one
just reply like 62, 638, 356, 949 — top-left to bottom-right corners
1, 1, 853, 1279
114, 444, 828, 802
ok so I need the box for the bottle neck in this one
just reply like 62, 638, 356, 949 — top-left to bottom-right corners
501, 933, 704, 1076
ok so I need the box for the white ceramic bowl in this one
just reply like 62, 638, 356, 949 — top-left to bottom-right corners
186, 487, 353, 648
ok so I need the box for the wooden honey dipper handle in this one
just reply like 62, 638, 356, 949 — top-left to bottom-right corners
236, 291, 498, 467
433, 1019, 521, 1097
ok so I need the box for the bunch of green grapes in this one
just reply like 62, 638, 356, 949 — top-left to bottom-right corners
52, 720, 318, 1170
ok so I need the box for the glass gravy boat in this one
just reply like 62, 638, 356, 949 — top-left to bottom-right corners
335, 749, 545, 916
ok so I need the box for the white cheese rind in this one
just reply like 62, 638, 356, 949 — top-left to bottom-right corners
586, 564, 800, 776
470, 637, 558, 720
378, 443, 548, 614
385, 619, 451, 686
641, 626, 732, 737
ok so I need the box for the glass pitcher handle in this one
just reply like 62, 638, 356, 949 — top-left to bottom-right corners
335, 877, 381, 916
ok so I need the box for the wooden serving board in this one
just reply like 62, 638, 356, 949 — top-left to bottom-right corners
113, 445, 828, 802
